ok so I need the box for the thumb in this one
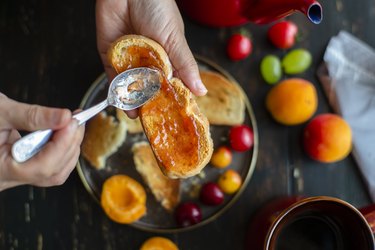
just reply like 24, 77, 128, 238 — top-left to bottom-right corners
0, 97, 72, 131
165, 33, 207, 96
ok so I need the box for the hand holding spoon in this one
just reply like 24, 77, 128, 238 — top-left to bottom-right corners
12, 67, 161, 163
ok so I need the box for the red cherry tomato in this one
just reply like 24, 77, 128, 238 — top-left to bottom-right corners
268, 21, 298, 49
227, 34, 252, 61
229, 125, 254, 152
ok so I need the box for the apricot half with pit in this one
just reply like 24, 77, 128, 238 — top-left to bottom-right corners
101, 174, 146, 224
303, 113, 352, 163
140, 237, 179, 250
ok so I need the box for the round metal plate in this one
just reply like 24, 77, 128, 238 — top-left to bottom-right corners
76, 55, 259, 233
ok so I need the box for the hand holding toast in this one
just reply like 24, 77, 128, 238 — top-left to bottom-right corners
96, 0, 207, 117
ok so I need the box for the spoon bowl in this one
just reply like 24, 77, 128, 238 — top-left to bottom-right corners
108, 67, 161, 110
11, 67, 161, 163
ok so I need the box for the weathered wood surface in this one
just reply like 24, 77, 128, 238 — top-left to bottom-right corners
0, 0, 373, 249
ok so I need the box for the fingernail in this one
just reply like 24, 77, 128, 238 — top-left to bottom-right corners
195, 80, 207, 96
54, 109, 71, 125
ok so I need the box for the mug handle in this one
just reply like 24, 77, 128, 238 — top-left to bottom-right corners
360, 204, 375, 233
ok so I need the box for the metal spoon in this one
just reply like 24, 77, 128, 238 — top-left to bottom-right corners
11, 67, 161, 163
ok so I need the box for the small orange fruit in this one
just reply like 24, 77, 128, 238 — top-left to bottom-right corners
218, 169, 242, 194
211, 146, 232, 168
140, 237, 179, 250
266, 78, 318, 125
303, 113, 352, 163
101, 174, 146, 224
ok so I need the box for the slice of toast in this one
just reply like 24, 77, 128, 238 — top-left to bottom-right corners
108, 35, 213, 179
132, 141, 180, 212
196, 70, 245, 126
81, 111, 127, 169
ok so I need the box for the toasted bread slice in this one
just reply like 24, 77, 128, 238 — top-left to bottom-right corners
116, 109, 143, 134
132, 141, 180, 212
108, 35, 213, 179
139, 77, 213, 178
81, 111, 127, 169
196, 70, 245, 126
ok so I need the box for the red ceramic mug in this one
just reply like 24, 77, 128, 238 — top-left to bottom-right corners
246, 196, 375, 250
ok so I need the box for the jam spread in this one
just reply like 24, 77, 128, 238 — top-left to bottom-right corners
114, 45, 200, 172
140, 76, 200, 172
114, 46, 163, 73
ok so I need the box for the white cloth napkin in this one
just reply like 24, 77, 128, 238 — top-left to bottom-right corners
318, 31, 375, 201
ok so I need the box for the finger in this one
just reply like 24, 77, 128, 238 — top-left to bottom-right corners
95, 0, 128, 83
0, 145, 26, 190
40, 140, 80, 186
0, 98, 72, 131
72, 109, 85, 143
125, 109, 139, 119
7, 129, 21, 144
72, 109, 82, 114
164, 33, 207, 96
33, 145, 81, 187
35, 119, 81, 167
49, 146, 81, 187
104, 65, 118, 83
0, 119, 80, 187
14, 120, 80, 180
75, 120, 85, 145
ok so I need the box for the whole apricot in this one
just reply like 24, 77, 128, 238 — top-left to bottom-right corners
101, 175, 146, 224
266, 78, 318, 125
303, 114, 352, 163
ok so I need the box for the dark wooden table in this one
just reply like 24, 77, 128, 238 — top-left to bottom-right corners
0, 0, 374, 249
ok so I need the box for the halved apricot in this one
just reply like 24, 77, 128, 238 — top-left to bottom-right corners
140, 237, 179, 250
101, 174, 146, 224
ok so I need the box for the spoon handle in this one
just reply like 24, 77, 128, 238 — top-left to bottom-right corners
73, 99, 109, 125
11, 99, 109, 163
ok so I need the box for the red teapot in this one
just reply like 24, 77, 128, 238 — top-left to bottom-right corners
177, 0, 322, 27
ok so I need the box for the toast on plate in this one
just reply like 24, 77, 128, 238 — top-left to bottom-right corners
132, 141, 180, 212
196, 70, 245, 126
81, 111, 127, 169
116, 109, 143, 134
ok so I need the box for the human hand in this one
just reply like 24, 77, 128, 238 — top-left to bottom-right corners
96, 0, 207, 118
0, 94, 85, 191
